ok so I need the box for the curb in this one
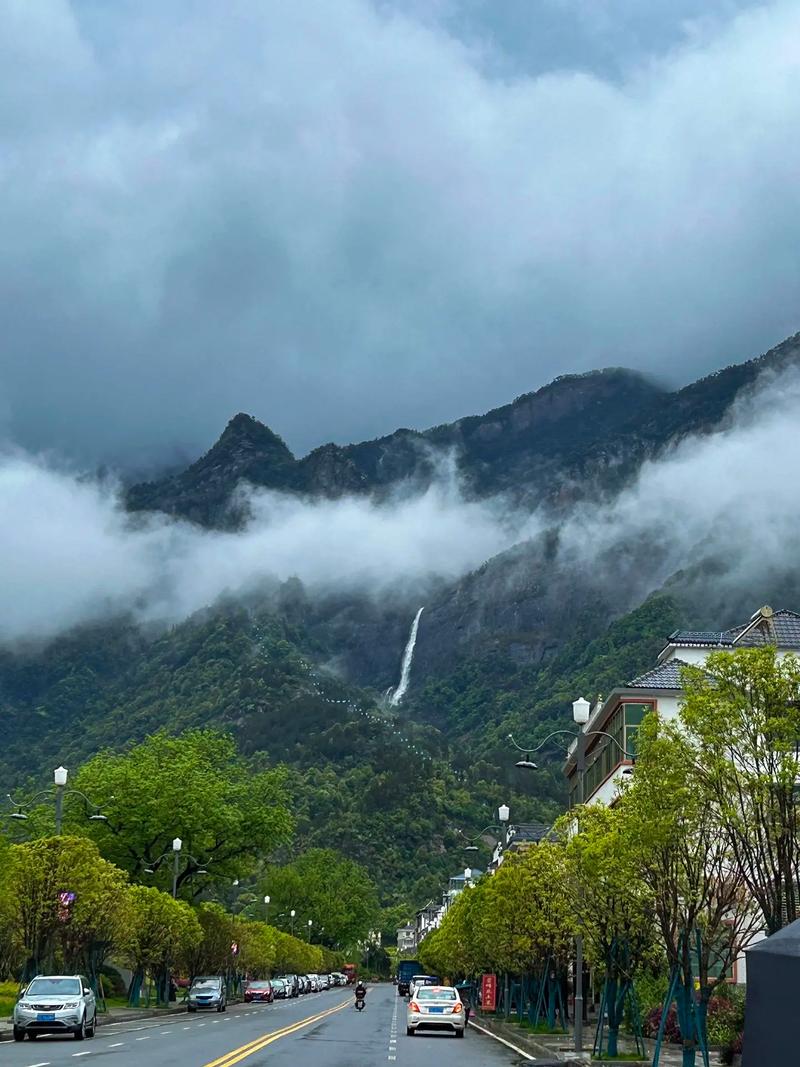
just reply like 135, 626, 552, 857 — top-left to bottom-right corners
0, 1005, 188, 1042
468, 1017, 588, 1065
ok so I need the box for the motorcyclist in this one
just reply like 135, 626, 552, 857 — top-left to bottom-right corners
354, 980, 367, 1003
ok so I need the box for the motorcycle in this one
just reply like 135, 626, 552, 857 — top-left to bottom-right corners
355, 993, 366, 1012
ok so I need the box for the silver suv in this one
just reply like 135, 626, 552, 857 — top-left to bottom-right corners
13, 974, 97, 1041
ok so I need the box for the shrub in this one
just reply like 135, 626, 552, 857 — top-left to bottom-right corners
643, 1005, 681, 1043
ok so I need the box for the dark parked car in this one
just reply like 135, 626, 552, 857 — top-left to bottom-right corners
271, 978, 289, 999
244, 980, 274, 1003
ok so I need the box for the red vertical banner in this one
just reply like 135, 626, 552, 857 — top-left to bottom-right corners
481, 973, 497, 1013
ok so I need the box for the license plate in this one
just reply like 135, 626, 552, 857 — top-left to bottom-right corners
37, 1013, 56, 1021
429, 1007, 444, 1013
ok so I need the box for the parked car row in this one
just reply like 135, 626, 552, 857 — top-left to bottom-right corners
243, 972, 350, 1003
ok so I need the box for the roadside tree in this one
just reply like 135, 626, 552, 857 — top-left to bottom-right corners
620, 714, 761, 1067
69, 729, 293, 896
263, 848, 379, 951
120, 885, 202, 1005
563, 804, 657, 1057
680, 646, 800, 934
5, 835, 128, 982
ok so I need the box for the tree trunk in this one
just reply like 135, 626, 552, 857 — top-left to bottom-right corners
127, 968, 144, 1007
606, 975, 619, 1057
676, 983, 697, 1067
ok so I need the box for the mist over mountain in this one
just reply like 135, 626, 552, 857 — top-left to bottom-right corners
3, 332, 800, 902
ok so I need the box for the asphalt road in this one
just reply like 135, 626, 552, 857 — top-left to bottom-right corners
2, 985, 531, 1066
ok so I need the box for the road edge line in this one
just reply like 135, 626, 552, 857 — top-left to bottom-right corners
468, 1018, 537, 1060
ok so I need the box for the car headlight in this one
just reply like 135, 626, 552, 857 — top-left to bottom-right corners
17, 1001, 32, 1010
63, 1002, 80, 1009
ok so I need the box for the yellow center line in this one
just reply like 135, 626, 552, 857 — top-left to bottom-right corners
201, 999, 350, 1067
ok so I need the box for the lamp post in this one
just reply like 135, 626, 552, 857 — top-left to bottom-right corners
172, 838, 182, 899
572, 697, 589, 1055
264, 895, 271, 922
307, 918, 313, 941
6, 766, 109, 836
290, 909, 296, 936
507, 696, 640, 1054
498, 803, 510, 850
144, 838, 208, 899
459, 807, 512, 863
54, 766, 68, 835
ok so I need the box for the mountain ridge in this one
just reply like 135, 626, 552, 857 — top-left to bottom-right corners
127, 333, 800, 527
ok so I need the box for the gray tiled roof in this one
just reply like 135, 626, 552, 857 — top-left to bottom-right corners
509, 823, 552, 843
628, 659, 691, 689
724, 609, 800, 648
668, 629, 732, 646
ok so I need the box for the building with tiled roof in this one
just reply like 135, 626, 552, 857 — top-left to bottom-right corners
564, 606, 794, 810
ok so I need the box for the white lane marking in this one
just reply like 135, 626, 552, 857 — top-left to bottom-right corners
73, 1053, 92, 1058
108, 1042, 125, 1047
160, 1030, 173, 1034
135, 1035, 150, 1040
183, 1025, 191, 1030
467, 1019, 537, 1060
25, 1062, 51, 1066
389, 991, 398, 1061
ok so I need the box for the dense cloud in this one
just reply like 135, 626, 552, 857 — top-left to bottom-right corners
1, 0, 799, 465
0, 456, 533, 643
1, 363, 799, 646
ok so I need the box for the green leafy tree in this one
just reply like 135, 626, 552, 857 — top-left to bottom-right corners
680, 646, 800, 934
120, 885, 201, 1005
231, 917, 276, 978
476, 843, 573, 977
183, 902, 235, 978
419, 878, 487, 979
5, 836, 129, 981
620, 714, 760, 1067
563, 804, 656, 1057
69, 729, 293, 895
264, 849, 380, 950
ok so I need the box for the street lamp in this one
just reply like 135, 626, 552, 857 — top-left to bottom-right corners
508, 698, 635, 1056
290, 909, 296, 936
6, 766, 109, 835
498, 804, 510, 849
264, 895, 271, 922
307, 918, 313, 941
143, 837, 209, 898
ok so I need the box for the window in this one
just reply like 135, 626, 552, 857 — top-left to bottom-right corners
27, 978, 82, 996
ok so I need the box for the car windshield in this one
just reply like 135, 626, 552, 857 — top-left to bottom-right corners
417, 988, 456, 1001
191, 979, 220, 990
27, 978, 82, 997
248, 982, 269, 989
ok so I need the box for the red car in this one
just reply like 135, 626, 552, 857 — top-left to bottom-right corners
244, 980, 274, 1003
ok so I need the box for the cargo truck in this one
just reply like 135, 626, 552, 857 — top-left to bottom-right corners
396, 959, 422, 997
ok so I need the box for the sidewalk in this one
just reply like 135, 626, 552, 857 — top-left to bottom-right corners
470, 1011, 714, 1065
0, 1004, 188, 1041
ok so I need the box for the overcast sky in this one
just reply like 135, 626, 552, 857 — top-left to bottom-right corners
1, 0, 799, 468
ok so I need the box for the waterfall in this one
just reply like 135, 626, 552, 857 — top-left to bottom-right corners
389, 607, 424, 707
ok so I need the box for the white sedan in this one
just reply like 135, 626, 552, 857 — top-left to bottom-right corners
406, 986, 465, 1037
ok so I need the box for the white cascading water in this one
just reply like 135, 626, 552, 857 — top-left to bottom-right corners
389, 607, 424, 707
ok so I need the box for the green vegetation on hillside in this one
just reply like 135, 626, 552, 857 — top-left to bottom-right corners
0, 593, 687, 912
